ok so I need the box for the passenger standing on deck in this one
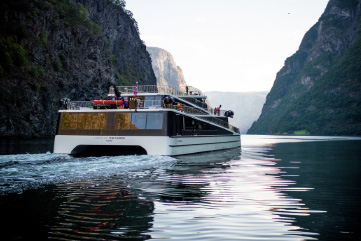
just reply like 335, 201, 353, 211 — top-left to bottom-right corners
216, 105, 221, 116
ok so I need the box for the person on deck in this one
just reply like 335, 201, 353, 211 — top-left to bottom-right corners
216, 105, 221, 116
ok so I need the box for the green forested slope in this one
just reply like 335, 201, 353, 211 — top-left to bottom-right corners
0, 0, 156, 136
248, 0, 361, 135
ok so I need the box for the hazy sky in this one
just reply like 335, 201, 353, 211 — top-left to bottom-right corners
126, 0, 329, 92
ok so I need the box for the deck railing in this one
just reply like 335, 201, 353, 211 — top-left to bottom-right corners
66, 101, 93, 110
118, 85, 213, 111
117, 85, 205, 97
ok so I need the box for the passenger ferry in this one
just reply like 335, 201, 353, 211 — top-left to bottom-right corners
53, 85, 240, 156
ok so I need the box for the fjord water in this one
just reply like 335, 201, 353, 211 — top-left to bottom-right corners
1, 136, 361, 240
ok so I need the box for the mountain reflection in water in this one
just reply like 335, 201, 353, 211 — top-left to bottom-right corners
1, 135, 361, 240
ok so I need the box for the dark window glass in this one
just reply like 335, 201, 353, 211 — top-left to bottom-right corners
146, 113, 163, 129
144, 96, 154, 108
78, 113, 92, 129
62, 113, 78, 129
144, 95, 162, 108
154, 95, 162, 106
131, 113, 146, 129
115, 113, 131, 129
92, 113, 106, 129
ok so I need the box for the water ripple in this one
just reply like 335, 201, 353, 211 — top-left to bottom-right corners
3, 136, 359, 240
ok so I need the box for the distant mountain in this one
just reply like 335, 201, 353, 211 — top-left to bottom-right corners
147, 47, 187, 92
248, 0, 361, 135
205, 91, 268, 134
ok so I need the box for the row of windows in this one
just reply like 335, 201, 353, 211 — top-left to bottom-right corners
144, 96, 162, 108
61, 112, 164, 130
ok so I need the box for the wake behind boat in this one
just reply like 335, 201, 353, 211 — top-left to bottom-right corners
53, 85, 240, 156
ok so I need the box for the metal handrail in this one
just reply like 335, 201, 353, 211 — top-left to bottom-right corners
66, 101, 93, 110
116, 85, 205, 97
118, 85, 211, 112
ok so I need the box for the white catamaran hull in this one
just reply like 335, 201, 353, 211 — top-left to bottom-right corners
54, 134, 240, 156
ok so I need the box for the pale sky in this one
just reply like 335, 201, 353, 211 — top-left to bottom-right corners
126, 0, 329, 92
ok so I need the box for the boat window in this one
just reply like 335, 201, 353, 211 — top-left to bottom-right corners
131, 113, 146, 129
154, 95, 162, 106
184, 116, 194, 129
144, 95, 162, 108
115, 113, 131, 129
91, 113, 106, 129
78, 113, 92, 129
144, 96, 154, 108
146, 113, 163, 129
62, 113, 78, 129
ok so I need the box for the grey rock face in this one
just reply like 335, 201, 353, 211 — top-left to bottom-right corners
147, 47, 187, 92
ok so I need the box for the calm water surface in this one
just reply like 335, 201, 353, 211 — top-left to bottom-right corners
0, 135, 360, 240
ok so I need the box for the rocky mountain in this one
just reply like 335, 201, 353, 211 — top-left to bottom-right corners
147, 47, 187, 91
248, 0, 361, 135
0, 0, 156, 137
205, 91, 268, 134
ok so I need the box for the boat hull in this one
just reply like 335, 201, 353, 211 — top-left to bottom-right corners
54, 134, 240, 156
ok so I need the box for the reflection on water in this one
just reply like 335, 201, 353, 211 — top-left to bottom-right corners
49, 180, 154, 240
147, 148, 317, 241
1, 135, 361, 240
269, 140, 361, 241
0, 138, 54, 155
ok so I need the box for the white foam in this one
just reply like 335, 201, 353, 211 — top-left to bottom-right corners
0, 153, 176, 194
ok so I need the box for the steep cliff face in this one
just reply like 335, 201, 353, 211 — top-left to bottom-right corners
0, 0, 156, 137
248, 0, 361, 135
147, 47, 187, 91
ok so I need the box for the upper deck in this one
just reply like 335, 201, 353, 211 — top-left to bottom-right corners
118, 85, 209, 111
